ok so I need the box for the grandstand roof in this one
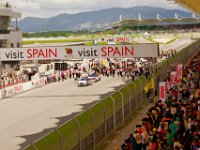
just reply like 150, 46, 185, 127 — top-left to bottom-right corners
174, 0, 200, 15
119, 13, 200, 26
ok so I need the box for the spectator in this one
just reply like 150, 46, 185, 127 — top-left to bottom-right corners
120, 51, 200, 150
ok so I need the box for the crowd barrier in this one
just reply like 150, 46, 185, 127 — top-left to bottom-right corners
159, 39, 200, 81
23, 39, 200, 150
0, 77, 47, 99
25, 75, 148, 150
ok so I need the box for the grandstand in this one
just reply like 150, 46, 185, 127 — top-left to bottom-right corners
113, 13, 200, 31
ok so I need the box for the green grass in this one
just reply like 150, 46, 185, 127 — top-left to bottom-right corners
112, 92, 123, 112
76, 111, 93, 140
102, 97, 114, 120
120, 86, 130, 105
115, 41, 121, 44
84, 41, 108, 46
58, 119, 79, 150
165, 38, 177, 44
98, 42, 109, 45
84, 41, 94, 46
145, 37, 159, 43
90, 103, 105, 129
22, 38, 89, 45
134, 79, 142, 95
34, 131, 61, 150
144, 37, 177, 44
24, 145, 35, 150
24, 35, 178, 46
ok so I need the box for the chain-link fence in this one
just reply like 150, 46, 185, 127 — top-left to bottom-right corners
25, 75, 148, 150
159, 39, 200, 82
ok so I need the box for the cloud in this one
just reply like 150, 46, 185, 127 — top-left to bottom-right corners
6, 0, 183, 18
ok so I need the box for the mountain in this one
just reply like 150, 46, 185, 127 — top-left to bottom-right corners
16, 6, 193, 32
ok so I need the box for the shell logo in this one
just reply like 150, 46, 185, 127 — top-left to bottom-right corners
66, 48, 73, 54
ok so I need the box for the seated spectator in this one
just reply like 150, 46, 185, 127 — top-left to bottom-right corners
166, 129, 174, 149
120, 52, 200, 150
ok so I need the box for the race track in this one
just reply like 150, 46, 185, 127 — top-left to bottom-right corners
0, 37, 194, 150
0, 77, 125, 150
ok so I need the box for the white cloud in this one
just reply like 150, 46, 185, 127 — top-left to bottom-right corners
5, 0, 184, 18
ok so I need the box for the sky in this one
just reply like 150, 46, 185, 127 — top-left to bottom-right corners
4, 0, 184, 18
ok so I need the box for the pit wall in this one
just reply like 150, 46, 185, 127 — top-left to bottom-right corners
0, 77, 47, 99
23, 39, 200, 150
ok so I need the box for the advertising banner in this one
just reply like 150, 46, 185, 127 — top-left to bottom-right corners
0, 44, 159, 61
170, 71, 177, 86
176, 64, 183, 82
31, 80, 40, 88
31, 73, 40, 81
1, 77, 47, 98
2, 83, 23, 97
98, 37, 115, 42
166, 79, 170, 92
98, 37, 132, 43
159, 82, 166, 102
21, 82, 32, 91
0, 47, 63, 61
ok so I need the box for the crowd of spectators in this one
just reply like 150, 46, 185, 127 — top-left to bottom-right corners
120, 51, 200, 150
0, 58, 153, 88
159, 49, 177, 59
101, 61, 150, 81
1, 71, 29, 88
44, 58, 152, 83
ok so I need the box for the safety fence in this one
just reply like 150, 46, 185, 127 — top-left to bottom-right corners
159, 39, 200, 82
25, 39, 200, 150
25, 75, 148, 150
0, 77, 47, 99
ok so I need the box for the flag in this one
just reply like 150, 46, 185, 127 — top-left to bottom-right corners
170, 71, 177, 86
159, 82, 166, 101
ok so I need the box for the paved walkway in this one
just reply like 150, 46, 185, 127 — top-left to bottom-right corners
105, 104, 153, 150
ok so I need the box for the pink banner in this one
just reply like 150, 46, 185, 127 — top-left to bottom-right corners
176, 64, 183, 82
171, 71, 177, 86
159, 82, 166, 102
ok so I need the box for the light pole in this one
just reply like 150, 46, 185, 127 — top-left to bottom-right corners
90, 30, 95, 45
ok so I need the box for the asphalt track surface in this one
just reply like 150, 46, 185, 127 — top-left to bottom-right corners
0, 77, 127, 150
160, 38, 192, 52
0, 38, 194, 150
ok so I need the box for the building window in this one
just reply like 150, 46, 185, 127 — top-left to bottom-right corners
17, 43, 21, 48
10, 43, 14, 48
54, 63, 61, 71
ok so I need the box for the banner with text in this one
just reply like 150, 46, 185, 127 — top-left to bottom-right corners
176, 64, 183, 82
170, 71, 177, 86
159, 82, 166, 102
0, 44, 159, 61
98, 37, 132, 43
